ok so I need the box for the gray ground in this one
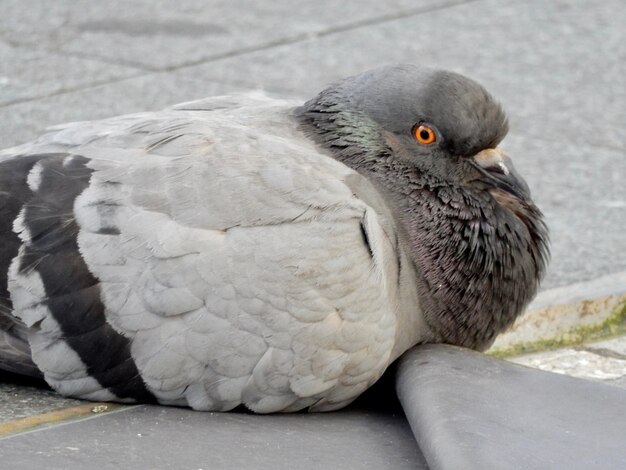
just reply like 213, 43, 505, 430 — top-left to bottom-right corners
0, 1, 624, 468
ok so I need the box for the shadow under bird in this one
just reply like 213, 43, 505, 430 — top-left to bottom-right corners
0, 64, 548, 413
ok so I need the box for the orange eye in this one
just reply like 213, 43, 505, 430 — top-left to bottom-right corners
413, 124, 436, 145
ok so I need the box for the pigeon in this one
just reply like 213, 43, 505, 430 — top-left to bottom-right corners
0, 64, 548, 412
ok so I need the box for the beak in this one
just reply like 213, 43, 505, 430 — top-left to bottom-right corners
470, 148, 531, 200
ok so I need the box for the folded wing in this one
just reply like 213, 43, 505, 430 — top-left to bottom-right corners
1, 95, 406, 412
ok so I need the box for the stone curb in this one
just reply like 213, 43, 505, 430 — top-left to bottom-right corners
396, 344, 626, 470
489, 271, 626, 356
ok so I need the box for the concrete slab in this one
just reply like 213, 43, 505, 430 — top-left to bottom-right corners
0, 0, 462, 70
397, 345, 626, 470
0, 41, 141, 106
0, 404, 427, 470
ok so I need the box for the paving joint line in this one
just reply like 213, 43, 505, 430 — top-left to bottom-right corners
49, 48, 163, 73
0, 71, 148, 108
156, 0, 481, 73
0, 0, 479, 108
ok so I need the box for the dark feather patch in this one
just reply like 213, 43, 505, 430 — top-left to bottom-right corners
0, 315, 42, 378
17, 154, 155, 402
0, 155, 46, 317
0, 155, 47, 377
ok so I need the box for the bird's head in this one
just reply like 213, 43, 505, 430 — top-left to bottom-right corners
296, 64, 550, 350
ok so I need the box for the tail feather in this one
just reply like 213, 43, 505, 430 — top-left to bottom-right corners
0, 308, 42, 378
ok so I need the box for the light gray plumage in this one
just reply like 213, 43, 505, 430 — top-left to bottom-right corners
0, 65, 548, 412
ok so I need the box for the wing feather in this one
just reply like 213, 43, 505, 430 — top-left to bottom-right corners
3, 95, 412, 412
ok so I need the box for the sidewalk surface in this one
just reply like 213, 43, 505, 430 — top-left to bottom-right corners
1, 1, 625, 469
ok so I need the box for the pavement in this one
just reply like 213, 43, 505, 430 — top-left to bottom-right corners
0, 1, 625, 468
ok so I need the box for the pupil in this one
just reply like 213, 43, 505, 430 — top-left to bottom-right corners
420, 130, 430, 140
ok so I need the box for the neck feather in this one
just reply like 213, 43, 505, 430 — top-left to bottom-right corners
295, 96, 549, 351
